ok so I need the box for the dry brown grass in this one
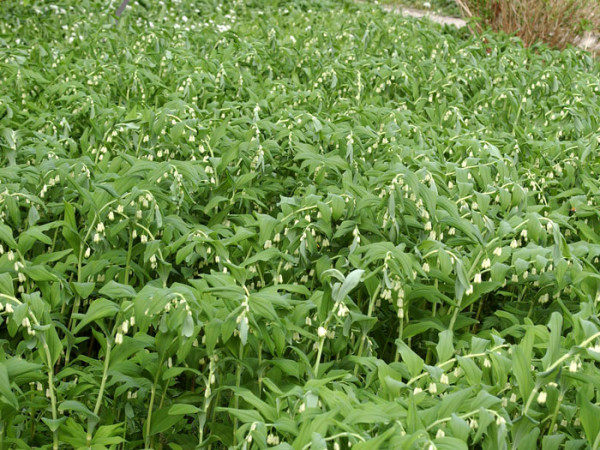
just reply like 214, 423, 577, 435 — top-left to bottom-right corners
455, 0, 600, 49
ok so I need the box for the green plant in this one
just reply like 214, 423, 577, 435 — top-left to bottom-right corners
1, 0, 600, 448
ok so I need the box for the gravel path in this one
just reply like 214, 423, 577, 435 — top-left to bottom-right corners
381, 5, 466, 28
378, 3, 600, 52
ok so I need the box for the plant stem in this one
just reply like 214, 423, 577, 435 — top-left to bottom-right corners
314, 337, 325, 377
257, 342, 263, 397
394, 319, 404, 362
233, 341, 244, 446
547, 391, 563, 435
145, 359, 162, 448
87, 339, 112, 445
39, 334, 59, 450
124, 232, 133, 285
426, 280, 439, 364
354, 284, 381, 375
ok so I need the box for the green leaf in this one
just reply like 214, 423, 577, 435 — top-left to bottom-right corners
168, 404, 201, 415
23, 265, 59, 282
0, 363, 18, 409
149, 407, 184, 435
181, 313, 194, 338
99, 281, 136, 299
58, 400, 99, 420
27, 205, 40, 226
512, 346, 534, 404
436, 330, 454, 363
218, 407, 264, 423
41, 417, 68, 433
396, 339, 424, 378
434, 437, 469, 450
578, 391, 600, 446
0, 223, 17, 248
0, 272, 14, 297
541, 312, 562, 371
73, 299, 120, 333
72, 282, 95, 299
335, 269, 364, 302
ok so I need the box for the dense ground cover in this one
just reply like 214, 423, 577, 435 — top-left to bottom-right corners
1, 0, 600, 448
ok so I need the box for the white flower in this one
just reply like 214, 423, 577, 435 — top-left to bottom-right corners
317, 326, 327, 338
440, 373, 449, 384
569, 359, 578, 373
537, 391, 547, 405
108, 211, 115, 221
473, 273, 482, 284
413, 387, 423, 395
337, 303, 349, 317
7, 251, 14, 261
510, 239, 518, 248
84, 247, 91, 258
96, 222, 105, 233
6, 303, 14, 313
115, 333, 123, 345
93, 233, 101, 243
422, 262, 430, 273
435, 429, 444, 438
483, 358, 491, 368
465, 285, 474, 295
493, 247, 502, 257
267, 434, 280, 445
424, 221, 432, 231
428, 383, 437, 394
482, 258, 491, 269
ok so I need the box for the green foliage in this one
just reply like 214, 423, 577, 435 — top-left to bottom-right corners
1, 0, 600, 448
